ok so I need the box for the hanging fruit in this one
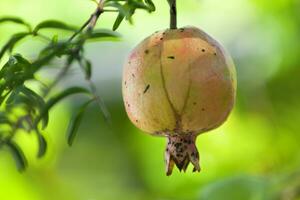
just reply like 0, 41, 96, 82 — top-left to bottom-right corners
122, 0, 236, 175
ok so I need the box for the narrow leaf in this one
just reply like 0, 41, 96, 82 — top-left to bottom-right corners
145, 0, 156, 12
0, 112, 10, 125
6, 140, 28, 172
0, 32, 31, 60
34, 87, 90, 128
82, 59, 92, 79
36, 131, 47, 158
33, 20, 77, 33
0, 17, 31, 30
113, 13, 125, 31
87, 29, 121, 40
67, 99, 94, 146
20, 86, 48, 128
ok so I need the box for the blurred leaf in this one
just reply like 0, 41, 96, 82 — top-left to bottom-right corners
113, 13, 125, 31
34, 87, 90, 128
0, 32, 31, 60
6, 140, 28, 172
19, 86, 48, 128
33, 42, 70, 71
0, 17, 31, 30
199, 176, 269, 200
51, 35, 58, 44
88, 29, 120, 39
33, 20, 77, 33
145, 0, 155, 12
0, 112, 10, 125
130, 1, 150, 11
36, 131, 47, 158
5, 88, 21, 105
106, 1, 133, 31
67, 99, 94, 146
80, 59, 92, 79
0, 55, 34, 91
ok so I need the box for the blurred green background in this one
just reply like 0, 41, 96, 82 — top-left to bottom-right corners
1, 0, 300, 199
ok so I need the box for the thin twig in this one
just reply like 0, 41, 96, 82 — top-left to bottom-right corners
68, 16, 93, 42
44, 0, 104, 97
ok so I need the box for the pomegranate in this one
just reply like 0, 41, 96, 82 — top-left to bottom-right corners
122, 26, 236, 175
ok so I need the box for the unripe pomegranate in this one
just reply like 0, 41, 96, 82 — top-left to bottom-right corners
122, 26, 236, 175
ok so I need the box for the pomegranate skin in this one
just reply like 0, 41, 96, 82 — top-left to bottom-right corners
122, 26, 236, 175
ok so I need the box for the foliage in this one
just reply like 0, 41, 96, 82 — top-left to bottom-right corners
0, 0, 156, 171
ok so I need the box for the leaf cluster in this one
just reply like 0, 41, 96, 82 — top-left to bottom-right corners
0, 0, 156, 171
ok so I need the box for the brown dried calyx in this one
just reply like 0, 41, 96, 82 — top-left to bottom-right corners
165, 134, 200, 176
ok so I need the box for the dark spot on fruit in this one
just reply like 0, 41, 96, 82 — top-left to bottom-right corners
132, 73, 135, 78
144, 49, 149, 54
193, 102, 197, 105
128, 104, 130, 107
174, 143, 181, 148
167, 56, 175, 59
143, 84, 150, 94
124, 81, 127, 85
214, 52, 217, 55
136, 119, 138, 123
180, 28, 184, 32
202, 49, 205, 52
160, 38, 163, 40
163, 32, 166, 35
202, 108, 205, 111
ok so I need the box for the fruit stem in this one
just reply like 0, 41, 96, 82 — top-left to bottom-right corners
167, 0, 177, 29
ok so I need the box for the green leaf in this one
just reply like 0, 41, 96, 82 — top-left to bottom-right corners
130, 1, 149, 11
0, 112, 10, 125
81, 59, 92, 80
0, 32, 31, 60
51, 35, 58, 44
67, 99, 94, 146
87, 29, 121, 40
105, 1, 137, 30
5, 88, 21, 105
33, 42, 70, 71
6, 140, 28, 172
0, 17, 31, 30
19, 86, 48, 128
34, 87, 91, 128
0, 55, 34, 91
145, 0, 156, 12
36, 131, 47, 158
33, 20, 77, 33
113, 13, 125, 31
